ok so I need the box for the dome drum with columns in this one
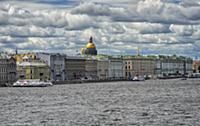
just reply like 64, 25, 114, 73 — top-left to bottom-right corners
81, 37, 97, 55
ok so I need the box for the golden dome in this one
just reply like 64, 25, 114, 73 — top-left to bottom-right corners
86, 37, 96, 49
86, 43, 96, 49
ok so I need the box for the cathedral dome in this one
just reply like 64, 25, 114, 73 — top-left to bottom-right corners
86, 43, 96, 49
81, 37, 97, 55
86, 37, 96, 49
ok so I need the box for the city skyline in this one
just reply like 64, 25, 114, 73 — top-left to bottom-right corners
0, 0, 200, 58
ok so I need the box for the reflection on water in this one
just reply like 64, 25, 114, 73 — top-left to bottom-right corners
0, 79, 200, 125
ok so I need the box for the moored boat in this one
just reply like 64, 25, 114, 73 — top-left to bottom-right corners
132, 76, 145, 81
13, 79, 53, 87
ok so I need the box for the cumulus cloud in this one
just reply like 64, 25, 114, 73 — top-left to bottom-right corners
133, 0, 200, 24
169, 24, 200, 36
127, 22, 170, 34
181, 0, 200, 7
71, 0, 200, 24
71, 3, 111, 16
0, 0, 199, 57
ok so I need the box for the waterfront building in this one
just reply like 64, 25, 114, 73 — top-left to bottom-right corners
156, 58, 184, 77
97, 58, 109, 80
108, 57, 124, 80
124, 57, 156, 79
36, 53, 66, 81
185, 59, 193, 75
193, 60, 200, 73
81, 37, 97, 55
65, 56, 86, 80
155, 56, 193, 77
85, 57, 98, 80
155, 59, 162, 77
17, 59, 51, 80
0, 53, 17, 86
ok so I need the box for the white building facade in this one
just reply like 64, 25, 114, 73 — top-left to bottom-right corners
108, 58, 124, 79
85, 58, 98, 80
155, 57, 193, 77
97, 59, 109, 80
36, 53, 66, 81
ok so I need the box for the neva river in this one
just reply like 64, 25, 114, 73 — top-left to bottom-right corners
1, 79, 200, 126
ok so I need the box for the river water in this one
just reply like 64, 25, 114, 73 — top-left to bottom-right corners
1, 79, 200, 126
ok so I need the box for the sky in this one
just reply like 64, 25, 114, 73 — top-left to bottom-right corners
0, 0, 200, 58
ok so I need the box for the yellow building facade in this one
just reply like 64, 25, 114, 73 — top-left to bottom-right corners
193, 60, 200, 73
13, 53, 37, 63
17, 61, 51, 80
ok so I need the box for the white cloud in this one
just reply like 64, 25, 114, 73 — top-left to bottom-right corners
132, 0, 200, 24
169, 24, 200, 36
127, 22, 170, 34
71, 2, 111, 16
181, 0, 200, 7
0, 0, 199, 57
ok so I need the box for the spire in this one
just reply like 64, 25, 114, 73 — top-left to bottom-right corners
89, 36, 93, 43
136, 47, 141, 56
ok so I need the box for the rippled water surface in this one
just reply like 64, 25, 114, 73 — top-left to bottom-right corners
1, 79, 200, 126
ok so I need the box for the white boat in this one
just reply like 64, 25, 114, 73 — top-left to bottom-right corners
132, 76, 145, 81
13, 79, 53, 87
